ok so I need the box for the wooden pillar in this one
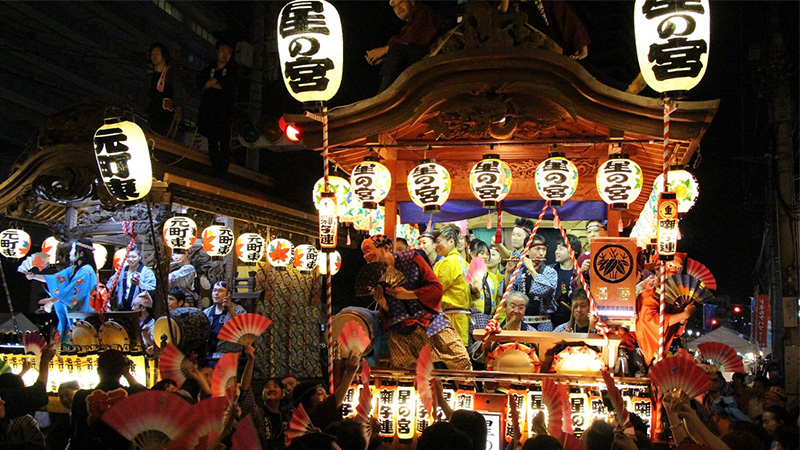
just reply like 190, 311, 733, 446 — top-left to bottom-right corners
384, 159, 398, 240
607, 208, 621, 237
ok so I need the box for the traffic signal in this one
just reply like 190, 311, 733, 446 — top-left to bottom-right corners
733, 305, 742, 314
711, 318, 718, 326
279, 116, 301, 142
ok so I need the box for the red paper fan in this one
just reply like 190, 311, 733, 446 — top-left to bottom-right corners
160, 343, 192, 389
360, 358, 370, 385
286, 404, 315, 445
356, 358, 372, 421
674, 348, 695, 362
685, 259, 717, 291
465, 256, 486, 285
601, 370, 634, 437
31, 252, 49, 271
218, 313, 272, 346
211, 353, 239, 399
168, 397, 229, 450
338, 321, 370, 357
648, 355, 714, 399
697, 342, 744, 373
103, 391, 192, 449
22, 331, 46, 358
542, 378, 569, 440
416, 345, 434, 415
231, 414, 260, 450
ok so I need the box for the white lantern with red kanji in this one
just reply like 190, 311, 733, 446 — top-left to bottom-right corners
42, 236, 60, 264
236, 233, 266, 264
351, 155, 391, 209
469, 154, 513, 208
93, 117, 152, 201
596, 153, 644, 210
293, 244, 319, 272
92, 243, 108, 268
657, 192, 679, 259
113, 248, 127, 271
407, 159, 451, 213
535, 153, 579, 206
634, 0, 710, 94
266, 238, 294, 269
653, 168, 700, 215
162, 217, 197, 253
277, 0, 343, 103
202, 225, 234, 258
318, 191, 338, 250
317, 250, 341, 276
0, 229, 30, 258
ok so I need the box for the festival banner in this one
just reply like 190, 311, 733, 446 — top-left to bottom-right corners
590, 237, 638, 327
752, 295, 771, 348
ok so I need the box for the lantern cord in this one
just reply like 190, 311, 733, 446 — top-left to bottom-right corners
145, 200, 176, 345
483, 202, 550, 341
0, 261, 21, 339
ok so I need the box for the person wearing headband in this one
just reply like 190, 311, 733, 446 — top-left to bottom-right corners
433, 224, 472, 346
509, 234, 557, 330
203, 280, 245, 356
417, 232, 441, 268
360, 234, 471, 370
495, 218, 535, 263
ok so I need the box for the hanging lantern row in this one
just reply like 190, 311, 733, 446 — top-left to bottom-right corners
469, 154, 512, 209
351, 154, 391, 210
202, 225, 235, 258
596, 153, 644, 211
407, 159, 451, 213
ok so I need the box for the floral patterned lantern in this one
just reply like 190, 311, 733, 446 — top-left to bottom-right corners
351, 154, 391, 209
293, 244, 319, 273
93, 117, 152, 201
313, 176, 352, 219
469, 154, 513, 208
407, 159, 451, 213
42, 236, 60, 264
113, 248, 127, 271
317, 250, 342, 276
162, 217, 197, 253
202, 225, 234, 258
93, 243, 108, 268
652, 168, 700, 215
266, 238, 294, 269
236, 233, 266, 264
534, 152, 579, 207
596, 153, 644, 210
0, 229, 30, 258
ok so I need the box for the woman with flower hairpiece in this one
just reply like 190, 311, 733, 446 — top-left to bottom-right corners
26, 238, 97, 338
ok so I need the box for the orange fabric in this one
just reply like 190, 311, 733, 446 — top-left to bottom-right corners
635, 288, 684, 366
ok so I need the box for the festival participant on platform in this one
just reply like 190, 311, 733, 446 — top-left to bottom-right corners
131, 291, 156, 348
366, 0, 445, 93
394, 237, 410, 253
468, 239, 498, 331
476, 292, 547, 360
495, 218, 535, 264
27, 238, 97, 338
434, 224, 472, 346
204, 281, 245, 356
360, 234, 470, 370
197, 40, 239, 177
553, 289, 596, 333
146, 42, 183, 137
417, 232, 441, 268
509, 234, 557, 328
290, 353, 361, 431
550, 234, 581, 327
168, 249, 196, 304
166, 287, 190, 310
106, 245, 156, 312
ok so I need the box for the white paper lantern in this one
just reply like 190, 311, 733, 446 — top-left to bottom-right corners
277, 0, 343, 103
313, 176, 352, 217
42, 236, 60, 264
469, 154, 513, 208
236, 233, 266, 264
317, 250, 341, 276
93, 117, 152, 201
113, 248, 127, 271
535, 153, 579, 206
0, 229, 30, 258
407, 159, 451, 213
596, 154, 644, 210
652, 169, 699, 215
162, 217, 197, 253
293, 244, 319, 272
351, 156, 391, 209
202, 225, 234, 258
657, 192, 679, 258
318, 192, 338, 250
92, 243, 108, 268
266, 238, 294, 269
634, 0, 710, 94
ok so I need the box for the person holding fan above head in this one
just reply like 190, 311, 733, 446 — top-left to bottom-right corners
27, 238, 97, 340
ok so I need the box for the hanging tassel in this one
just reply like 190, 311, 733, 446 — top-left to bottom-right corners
494, 203, 504, 244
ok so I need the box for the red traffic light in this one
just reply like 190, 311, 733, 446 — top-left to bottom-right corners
711, 318, 718, 326
733, 306, 742, 314
279, 116, 301, 142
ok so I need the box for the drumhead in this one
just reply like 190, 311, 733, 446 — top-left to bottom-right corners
487, 342, 540, 373
100, 320, 131, 352
331, 309, 375, 358
153, 316, 182, 347
71, 320, 99, 350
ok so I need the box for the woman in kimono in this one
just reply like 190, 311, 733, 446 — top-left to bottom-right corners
26, 238, 97, 339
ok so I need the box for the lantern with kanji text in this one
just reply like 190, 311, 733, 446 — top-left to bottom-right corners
469, 154, 513, 208
407, 159, 451, 213
596, 153, 644, 210
535, 152, 578, 206
0, 229, 30, 258
266, 238, 294, 269
236, 233, 266, 264
162, 217, 197, 253
202, 225, 234, 258
293, 244, 319, 272
657, 192, 679, 260
316, 250, 341, 276
318, 191, 338, 250
93, 118, 152, 201
351, 155, 391, 209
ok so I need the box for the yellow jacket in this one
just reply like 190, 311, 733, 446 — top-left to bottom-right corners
434, 249, 471, 344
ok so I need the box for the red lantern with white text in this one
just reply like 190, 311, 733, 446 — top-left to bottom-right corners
162, 217, 197, 253
93, 117, 152, 201
0, 229, 30, 258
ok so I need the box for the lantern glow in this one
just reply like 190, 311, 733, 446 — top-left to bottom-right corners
396, 385, 417, 440
202, 225, 234, 258
266, 238, 294, 269
469, 154, 513, 208
535, 153, 579, 206
407, 159, 451, 213
377, 385, 397, 438
313, 176, 352, 216
236, 233, 266, 264
316, 250, 342, 275
162, 217, 197, 253
653, 169, 700, 215
93, 118, 152, 201
0, 229, 30, 258
351, 156, 391, 209
277, 0, 343, 103
113, 248, 127, 271
293, 244, 319, 272
92, 243, 108, 269
318, 192, 338, 250
657, 192, 679, 259
42, 236, 60, 264
596, 153, 644, 210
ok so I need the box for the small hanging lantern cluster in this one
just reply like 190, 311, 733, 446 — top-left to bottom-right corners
202, 224, 234, 258
236, 233, 266, 264
351, 154, 391, 209
93, 118, 152, 201
318, 191, 339, 250
266, 238, 294, 269
596, 153, 644, 210
534, 152, 579, 206
293, 244, 319, 272
469, 154, 513, 208
407, 159, 451, 213
162, 217, 197, 253
317, 250, 342, 276
0, 229, 31, 258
